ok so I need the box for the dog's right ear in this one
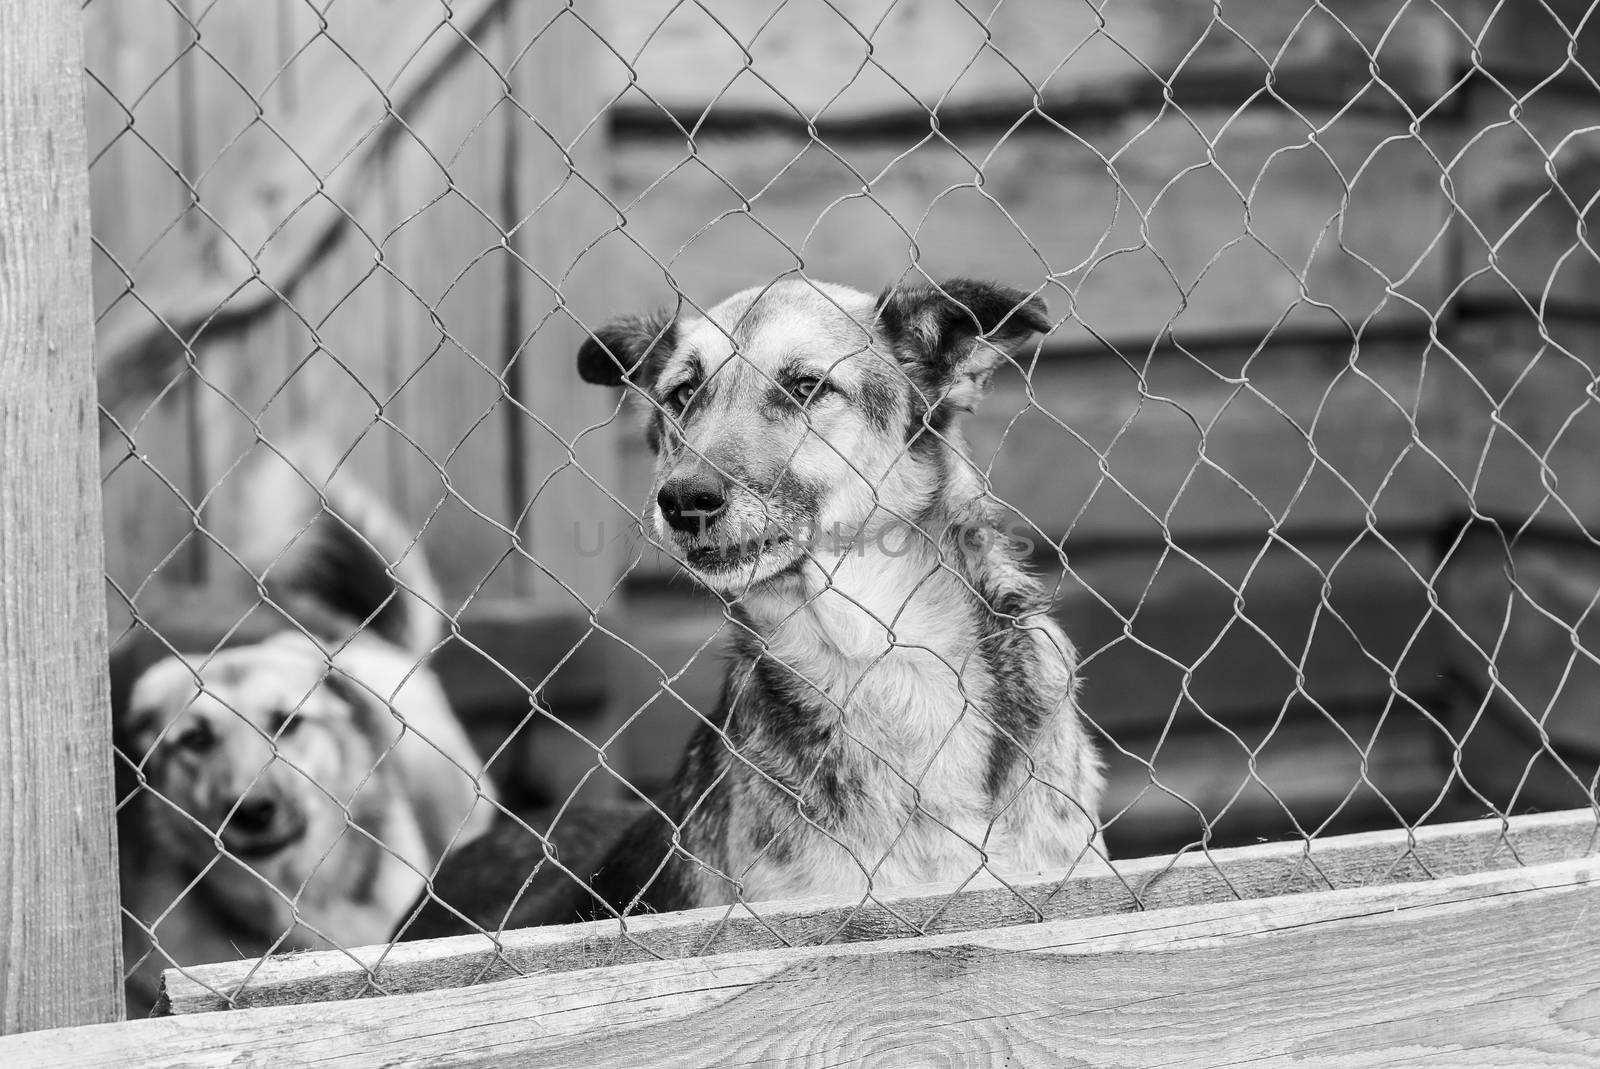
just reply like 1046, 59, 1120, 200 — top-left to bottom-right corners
576, 312, 678, 388
875, 278, 1049, 414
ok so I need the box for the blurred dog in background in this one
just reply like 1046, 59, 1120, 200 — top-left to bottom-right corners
116, 450, 496, 1015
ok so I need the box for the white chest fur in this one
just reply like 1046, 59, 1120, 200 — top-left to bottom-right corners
734, 550, 1096, 900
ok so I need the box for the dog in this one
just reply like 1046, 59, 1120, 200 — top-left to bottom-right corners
116, 453, 498, 1015
404, 277, 1103, 938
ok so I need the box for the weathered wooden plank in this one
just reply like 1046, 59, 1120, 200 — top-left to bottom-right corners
81, 0, 196, 320
1464, 0, 1600, 92
1103, 705, 1449, 856
184, 0, 317, 590
504, 3, 630, 610
157, 809, 1598, 1015
1456, 83, 1600, 313
1438, 315, 1600, 526
606, 0, 1458, 123
610, 108, 1451, 347
1437, 522, 1600, 814
15, 851, 1600, 1066
88, 0, 208, 593
378, 10, 521, 606
1066, 536, 1445, 732
0, 0, 123, 1031
92, 0, 509, 434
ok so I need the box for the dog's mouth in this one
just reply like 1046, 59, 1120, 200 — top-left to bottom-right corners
684, 530, 796, 573
220, 815, 308, 860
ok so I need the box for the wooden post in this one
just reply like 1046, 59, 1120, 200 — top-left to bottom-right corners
505, 1, 625, 611
0, 0, 123, 1032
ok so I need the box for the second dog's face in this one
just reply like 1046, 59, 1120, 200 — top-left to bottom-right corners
578, 278, 1049, 596
125, 641, 375, 871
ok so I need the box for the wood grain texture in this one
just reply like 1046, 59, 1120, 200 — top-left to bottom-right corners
1437, 525, 1600, 813
159, 809, 1597, 1015
1439, 315, 1600, 526
15, 850, 1600, 1066
1464, 0, 1600, 93
90, 0, 209, 594
609, 108, 1450, 348
504, 2, 630, 610
91, 0, 508, 433
0, 0, 123, 1031
1456, 80, 1600, 314
605, 0, 1458, 122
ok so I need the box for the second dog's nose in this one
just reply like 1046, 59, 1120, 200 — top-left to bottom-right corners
657, 473, 727, 534
231, 796, 278, 834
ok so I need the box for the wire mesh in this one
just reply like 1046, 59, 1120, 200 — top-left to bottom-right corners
85, 0, 1600, 1016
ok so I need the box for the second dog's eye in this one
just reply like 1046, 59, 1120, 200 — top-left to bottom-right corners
668, 382, 696, 413
789, 376, 830, 405
269, 710, 299, 737
171, 721, 215, 752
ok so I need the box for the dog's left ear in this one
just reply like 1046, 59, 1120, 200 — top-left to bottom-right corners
576, 311, 678, 389
875, 278, 1049, 412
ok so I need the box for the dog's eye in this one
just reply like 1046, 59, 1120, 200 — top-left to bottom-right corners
171, 722, 215, 752
269, 710, 300, 737
667, 382, 696, 413
789, 376, 830, 405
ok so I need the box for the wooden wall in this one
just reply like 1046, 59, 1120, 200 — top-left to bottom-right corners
582, 0, 1600, 853
86, 0, 632, 807
87, 0, 1600, 853
89, 0, 621, 615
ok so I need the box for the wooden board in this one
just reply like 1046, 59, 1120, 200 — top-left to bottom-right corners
1464, 0, 1600, 93
1437, 522, 1600, 813
1456, 83, 1600, 312
504, 2, 631, 609
604, 0, 1458, 122
91, 0, 508, 433
155, 809, 1598, 1015
159, 1, 537, 607
1438, 315, 1600, 526
366, 6, 521, 606
608, 107, 1451, 348
1101, 704, 1449, 856
0, 0, 124, 1031
87, 0, 209, 593
13, 851, 1600, 1064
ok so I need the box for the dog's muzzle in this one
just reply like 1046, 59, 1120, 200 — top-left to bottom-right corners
220, 792, 306, 859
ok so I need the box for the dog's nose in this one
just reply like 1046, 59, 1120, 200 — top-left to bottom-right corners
230, 795, 278, 834
657, 472, 727, 534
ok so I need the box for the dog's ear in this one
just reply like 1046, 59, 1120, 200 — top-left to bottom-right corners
576, 312, 678, 388
875, 279, 1049, 413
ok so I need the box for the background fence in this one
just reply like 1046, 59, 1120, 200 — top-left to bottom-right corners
35, 0, 1600, 1033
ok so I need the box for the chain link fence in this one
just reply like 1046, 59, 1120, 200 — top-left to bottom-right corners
87, 0, 1600, 1017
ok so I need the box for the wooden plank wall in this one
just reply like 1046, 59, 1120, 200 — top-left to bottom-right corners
85, 1, 1600, 854
583, 0, 1600, 853
86, 1, 631, 807
1, 0, 123, 1031
89, 0, 619, 614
